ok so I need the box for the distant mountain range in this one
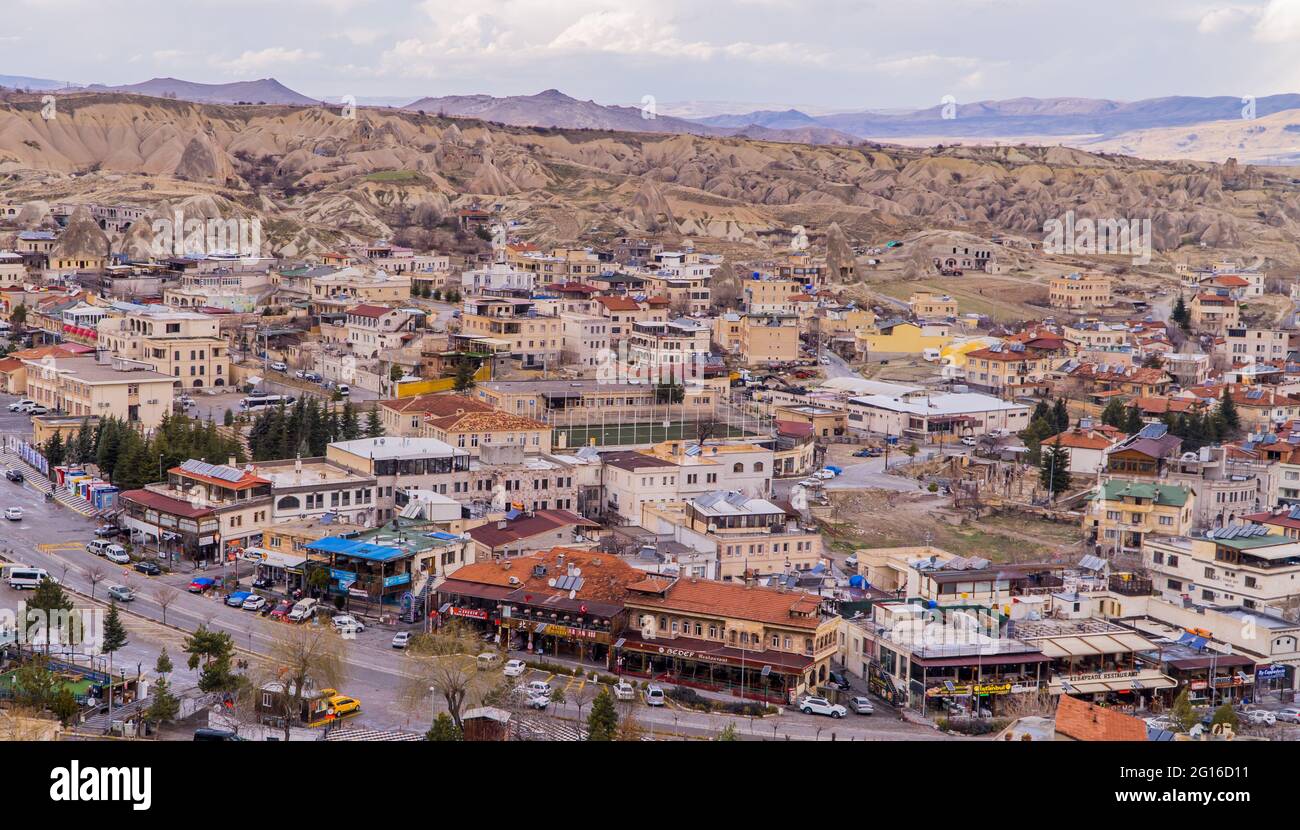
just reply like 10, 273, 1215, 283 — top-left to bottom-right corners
76, 77, 319, 106
693, 95, 1300, 139
402, 89, 861, 144
0, 74, 75, 91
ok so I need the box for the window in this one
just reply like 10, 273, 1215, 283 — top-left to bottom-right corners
733, 463, 744, 473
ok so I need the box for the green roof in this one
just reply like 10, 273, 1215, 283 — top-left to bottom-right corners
1210, 534, 1290, 551
1096, 480, 1190, 507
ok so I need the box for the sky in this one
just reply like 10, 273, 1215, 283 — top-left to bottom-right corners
7, 0, 1300, 113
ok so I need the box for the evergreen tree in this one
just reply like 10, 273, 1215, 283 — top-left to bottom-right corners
223, 408, 235, 427
145, 674, 180, 729
184, 626, 239, 693
96, 418, 125, 480
1100, 397, 1126, 429
1171, 688, 1197, 732
1039, 439, 1071, 498
1171, 294, 1190, 329
1218, 386, 1240, 432
102, 600, 129, 669
342, 401, 360, 440
306, 398, 329, 456
426, 712, 462, 741
29, 577, 74, 656
454, 361, 476, 392
73, 417, 94, 464
1211, 702, 1239, 731
155, 646, 174, 676
43, 431, 66, 472
1051, 398, 1070, 433
586, 687, 619, 741
365, 407, 384, 438
1021, 415, 1055, 466
1031, 399, 1050, 423
1123, 405, 1145, 434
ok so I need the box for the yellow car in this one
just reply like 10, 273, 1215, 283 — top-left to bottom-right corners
326, 694, 361, 717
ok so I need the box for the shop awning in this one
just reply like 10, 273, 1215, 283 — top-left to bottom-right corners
1049, 671, 1176, 695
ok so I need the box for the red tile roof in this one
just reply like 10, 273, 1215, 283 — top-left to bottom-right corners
379, 394, 494, 417
1055, 695, 1147, 741
119, 488, 214, 518
625, 577, 826, 630
595, 296, 641, 312
347, 304, 393, 318
466, 510, 598, 550
444, 547, 642, 603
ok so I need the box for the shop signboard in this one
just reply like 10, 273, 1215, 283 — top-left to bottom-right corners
384, 573, 411, 588
450, 606, 488, 620
1256, 665, 1287, 680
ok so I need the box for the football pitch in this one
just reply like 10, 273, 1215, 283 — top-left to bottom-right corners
555, 420, 758, 447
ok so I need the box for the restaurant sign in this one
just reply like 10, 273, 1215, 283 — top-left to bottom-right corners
1256, 665, 1287, 680
449, 606, 489, 620
925, 681, 1014, 698
1062, 669, 1139, 683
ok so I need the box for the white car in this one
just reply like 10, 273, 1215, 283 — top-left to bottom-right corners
503, 659, 527, 677
525, 680, 552, 698
799, 695, 847, 719
644, 684, 666, 707
819, 356, 831, 365
391, 631, 411, 649
1243, 710, 1276, 726
270, 361, 288, 372
104, 545, 130, 564
331, 615, 365, 633
242, 595, 267, 611
1144, 715, 1176, 731
526, 693, 550, 710
613, 680, 635, 701
1274, 707, 1300, 724
960, 436, 977, 446
8, 399, 35, 412
4, 506, 22, 521
815, 469, 836, 480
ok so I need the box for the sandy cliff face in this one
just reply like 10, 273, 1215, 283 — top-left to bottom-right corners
0, 94, 1297, 262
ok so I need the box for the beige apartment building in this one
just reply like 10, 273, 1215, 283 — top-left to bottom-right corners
962, 344, 1053, 397
1217, 326, 1289, 364
97, 308, 231, 390
743, 279, 803, 314
21, 355, 175, 427
460, 298, 561, 369
739, 313, 800, 366
560, 313, 610, 368
1144, 528, 1300, 613
908, 291, 959, 318
1049, 273, 1112, 309
1190, 292, 1240, 333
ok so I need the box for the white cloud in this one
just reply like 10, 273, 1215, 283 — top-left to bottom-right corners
1198, 5, 1261, 34
217, 47, 322, 74
1254, 0, 1300, 40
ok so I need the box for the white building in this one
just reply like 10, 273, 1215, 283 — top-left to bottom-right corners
846, 390, 1030, 439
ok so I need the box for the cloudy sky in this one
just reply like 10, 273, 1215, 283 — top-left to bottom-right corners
8, 0, 1300, 112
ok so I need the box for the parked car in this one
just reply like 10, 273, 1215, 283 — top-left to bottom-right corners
104, 544, 130, 564
613, 680, 635, 701
133, 561, 162, 576
107, 584, 134, 602
391, 631, 411, 649
252, 576, 273, 589
848, 696, 875, 715
332, 614, 365, 634
799, 695, 847, 718
827, 670, 852, 691
86, 539, 112, 556
852, 447, 882, 458
27, 405, 47, 416
325, 694, 361, 716
1243, 709, 1276, 726
242, 595, 267, 612
294, 370, 308, 379
193, 728, 244, 741
188, 576, 215, 593
287, 598, 318, 623
503, 659, 527, 677
1274, 707, 1300, 724
644, 684, 666, 707
819, 355, 831, 365
225, 591, 252, 608
960, 435, 978, 447
4, 469, 23, 482
7, 399, 35, 412
94, 524, 122, 537
269, 599, 293, 619
815, 469, 836, 480
525, 680, 553, 698
1144, 715, 1176, 731
270, 361, 288, 372
4, 506, 22, 521
526, 694, 550, 710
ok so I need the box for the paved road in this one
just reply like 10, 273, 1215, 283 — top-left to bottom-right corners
821, 350, 858, 381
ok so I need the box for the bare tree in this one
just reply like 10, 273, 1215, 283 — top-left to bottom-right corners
399, 622, 493, 731
86, 566, 104, 600
694, 415, 720, 448
571, 680, 597, 738
153, 585, 180, 627
265, 623, 348, 741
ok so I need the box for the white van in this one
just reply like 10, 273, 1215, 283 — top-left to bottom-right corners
287, 597, 319, 623
6, 567, 50, 590
336, 384, 350, 397
86, 539, 112, 556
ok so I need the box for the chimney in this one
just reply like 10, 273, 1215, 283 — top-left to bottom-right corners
295, 455, 303, 474
228, 456, 237, 467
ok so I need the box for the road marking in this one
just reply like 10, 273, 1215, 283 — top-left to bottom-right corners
37, 542, 85, 552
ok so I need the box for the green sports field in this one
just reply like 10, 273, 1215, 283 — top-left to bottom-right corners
554, 420, 758, 447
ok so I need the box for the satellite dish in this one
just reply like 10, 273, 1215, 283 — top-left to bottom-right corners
568, 590, 576, 600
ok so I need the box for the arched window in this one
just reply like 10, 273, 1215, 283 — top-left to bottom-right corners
733, 462, 744, 473
753, 462, 764, 472
277, 495, 301, 511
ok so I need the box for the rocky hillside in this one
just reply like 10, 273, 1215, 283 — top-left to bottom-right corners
0, 93, 1298, 264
